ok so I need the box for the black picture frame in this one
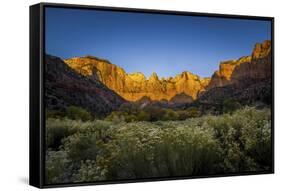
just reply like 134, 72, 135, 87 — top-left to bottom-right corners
30, 2, 274, 189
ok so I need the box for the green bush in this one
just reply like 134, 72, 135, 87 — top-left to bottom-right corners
144, 106, 166, 121
66, 106, 93, 121
119, 103, 140, 114
136, 111, 151, 121
45, 150, 70, 184
62, 133, 98, 162
222, 99, 241, 114
73, 159, 107, 182
46, 118, 78, 149
185, 107, 201, 118
106, 105, 202, 122
162, 109, 179, 121
177, 110, 189, 120
46, 110, 66, 119
45, 107, 272, 183
208, 107, 271, 172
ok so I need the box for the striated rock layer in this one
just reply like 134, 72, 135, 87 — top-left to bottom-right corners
199, 40, 272, 103
206, 40, 271, 90
65, 56, 210, 102
45, 55, 126, 115
64, 40, 271, 103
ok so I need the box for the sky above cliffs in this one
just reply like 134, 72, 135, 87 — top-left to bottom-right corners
45, 7, 271, 78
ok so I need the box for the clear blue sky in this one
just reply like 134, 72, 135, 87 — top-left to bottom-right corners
45, 7, 271, 78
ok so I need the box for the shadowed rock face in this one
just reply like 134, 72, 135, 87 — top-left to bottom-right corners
199, 40, 272, 104
206, 40, 271, 90
198, 79, 271, 104
63, 40, 271, 104
169, 93, 193, 104
45, 55, 126, 115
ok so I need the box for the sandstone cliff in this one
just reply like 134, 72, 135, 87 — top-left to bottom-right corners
45, 55, 126, 115
65, 56, 210, 102
206, 40, 271, 90
199, 40, 272, 104
64, 40, 271, 104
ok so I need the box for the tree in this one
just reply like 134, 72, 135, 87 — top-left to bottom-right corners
186, 107, 201, 118
136, 111, 150, 121
177, 110, 189, 120
163, 109, 179, 120
66, 106, 93, 121
222, 99, 241, 114
144, 106, 165, 121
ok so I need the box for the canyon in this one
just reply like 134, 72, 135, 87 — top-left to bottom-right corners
64, 40, 271, 103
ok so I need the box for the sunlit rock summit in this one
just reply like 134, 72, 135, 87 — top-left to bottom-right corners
64, 58, 210, 102
63, 40, 271, 103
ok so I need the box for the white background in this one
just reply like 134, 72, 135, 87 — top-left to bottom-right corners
0, 0, 280, 190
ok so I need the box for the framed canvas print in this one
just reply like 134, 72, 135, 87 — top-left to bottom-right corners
30, 3, 274, 188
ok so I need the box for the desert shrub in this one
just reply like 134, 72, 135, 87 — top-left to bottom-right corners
177, 110, 189, 120
60, 120, 114, 162
106, 111, 150, 122
207, 107, 271, 172
240, 108, 272, 169
153, 126, 218, 176
66, 106, 93, 121
162, 109, 179, 121
45, 150, 71, 184
46, 118, 79, 149
119, 103, 140, 114
62, 133, 98, 162
124, 113, 138, 122
185, 107, 201, 118
73, 160, 107, 182
136, 111, 151, 121
106, 106, 202, 122
105, 111, 138, 123
45, 107, 272, 183
81, 120, 115, 141
87, 121, 219, 180
105, 111, 125, 123
222, 99, 241, 114
46, 109, 66, 119
144, 106, 166, 121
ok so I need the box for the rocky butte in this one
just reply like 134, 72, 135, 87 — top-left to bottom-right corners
206, 40, 271, 90
64, 58, 210, 102
64, 40, 271, 103
199, 40, 272, 103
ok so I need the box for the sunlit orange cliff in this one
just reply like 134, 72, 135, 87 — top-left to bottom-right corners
64, 40, 271, 102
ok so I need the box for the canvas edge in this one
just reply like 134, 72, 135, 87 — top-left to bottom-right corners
29, 2, 275, 189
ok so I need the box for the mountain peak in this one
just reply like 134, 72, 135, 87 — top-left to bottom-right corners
45, 55, 125, 115
83, 55, 113, 64
252, 40, 271, 59
128, 72, 146, 81
63, 40, 271, 102
206, 40, 271, 90
149, 72, 159, 81
181, 71, 200, 80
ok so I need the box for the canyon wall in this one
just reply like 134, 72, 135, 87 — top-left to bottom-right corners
45, 55, 126, 115
206, 40, 271, 90
65, 57, 210, 102
64, 40, 271, 103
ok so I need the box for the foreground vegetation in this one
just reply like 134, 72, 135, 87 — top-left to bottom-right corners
46, 98, 243, 122
45, 107, 272, 184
